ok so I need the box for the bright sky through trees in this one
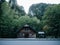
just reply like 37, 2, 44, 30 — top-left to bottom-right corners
6, 0, 60, 13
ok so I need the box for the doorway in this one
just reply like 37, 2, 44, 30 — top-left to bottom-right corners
24, 33, 29, 38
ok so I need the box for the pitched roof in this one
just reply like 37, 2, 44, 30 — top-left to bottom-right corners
17, 24, 37, 33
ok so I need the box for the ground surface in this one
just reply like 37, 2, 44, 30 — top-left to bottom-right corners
0, 38, 60, 45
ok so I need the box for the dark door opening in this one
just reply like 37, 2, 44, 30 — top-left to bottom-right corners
24, 33, 29, 38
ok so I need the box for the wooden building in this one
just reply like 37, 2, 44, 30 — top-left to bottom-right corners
17, 24, 37, 38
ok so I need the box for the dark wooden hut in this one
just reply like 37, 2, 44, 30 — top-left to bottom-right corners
17, 24, 37, 38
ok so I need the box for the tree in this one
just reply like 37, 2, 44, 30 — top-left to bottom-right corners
0, 2, 18, 38
9, 0, 26, 16
15, 5, 26, 16
16, 15, 40, 32
28, 3, 51, 20
9, 0, 17, 9
0, 1, 40, 37
0, 0, 5, 16
42, 4, 60, 38
0, 1, 26, 38
0, 0, 5, 3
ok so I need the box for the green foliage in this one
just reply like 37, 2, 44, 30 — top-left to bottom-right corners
28, 3, 51, 20
0, 2, 40, 37
9, 0, 26, 16
0, 2, 18, 38
15, 6, 26, 16
42, 4, 60, 38
16, 15, 40, 32
0, 0, 5, 4
1, 1, 60, 38
0, 0, 5, 16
